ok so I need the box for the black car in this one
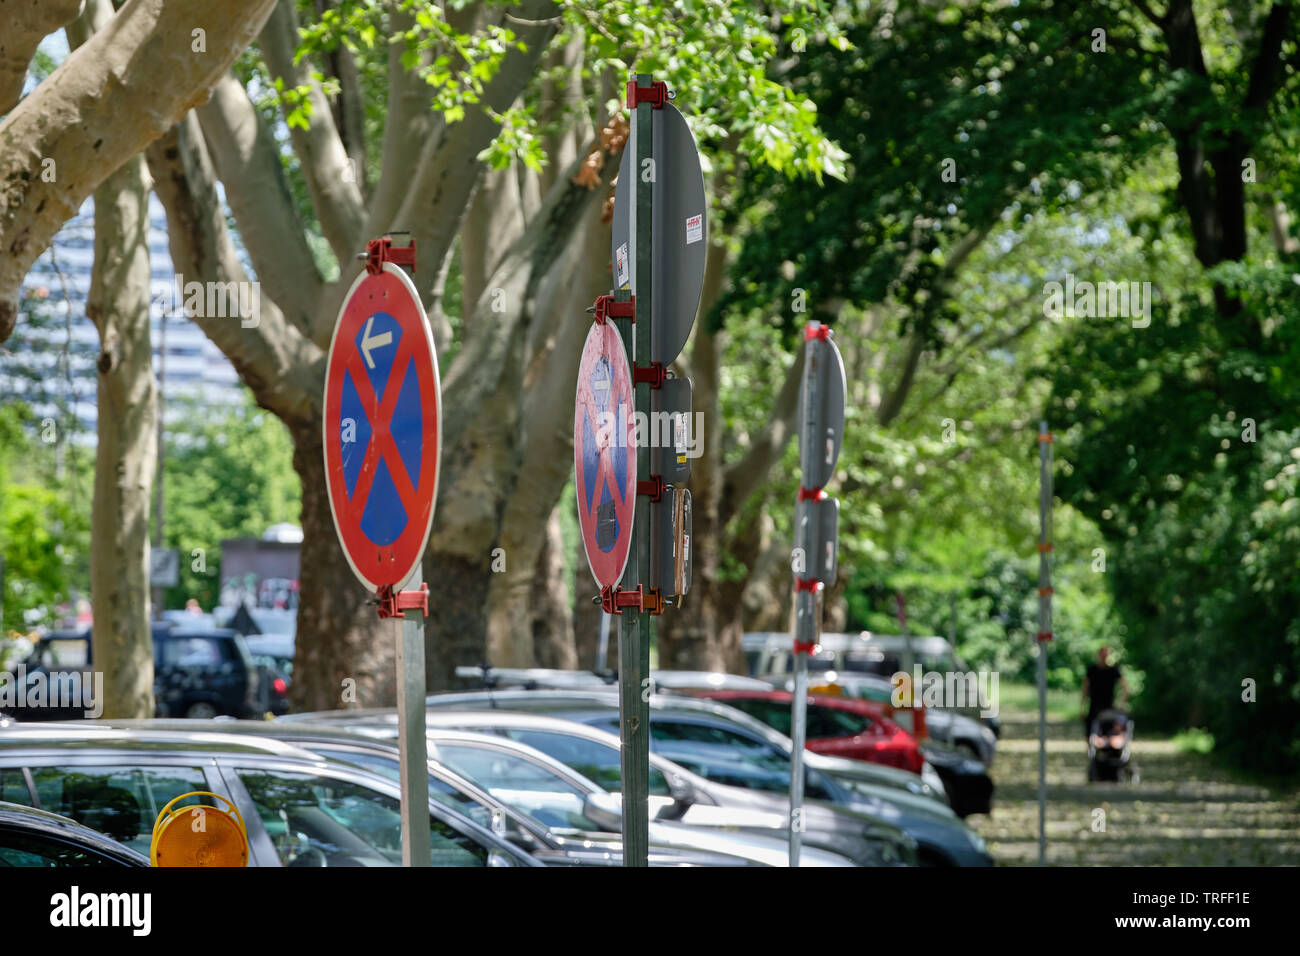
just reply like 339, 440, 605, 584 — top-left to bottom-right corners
2, 624, 262, 721
0, 801, 149, 867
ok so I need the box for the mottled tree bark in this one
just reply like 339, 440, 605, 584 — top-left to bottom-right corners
71, 0, 157, 719
85, 153, 157, 718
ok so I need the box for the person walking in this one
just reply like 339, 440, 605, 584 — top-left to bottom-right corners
1081, 646, 1129, 739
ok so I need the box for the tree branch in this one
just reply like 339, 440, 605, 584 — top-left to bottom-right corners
196, 72, 323, 340
258, 0, 365, 268
0, 0, 83, 115
145, 114, 321, 427
0, 0, 280, 341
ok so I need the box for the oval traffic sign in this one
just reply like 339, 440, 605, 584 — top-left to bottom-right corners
798, 328, 847, 489
575, 322, 637, 589
610, 102, 707, 366
322, 262, 441, 592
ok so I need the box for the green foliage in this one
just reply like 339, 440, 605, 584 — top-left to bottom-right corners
0, 404, 89, 634
159, 395, 301, 610
719, 0, 1162, 337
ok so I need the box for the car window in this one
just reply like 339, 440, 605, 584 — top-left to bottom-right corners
807, 706, 872, 739
236, 768, 487, 867
726, 699, 792, 737
37, 639, 89, 669
0, 770, 33, 806
0, 829, 121, 867
648, 720, 790, 793
306, 744, 495, 829
435, 744, 605, 832
160, 637, 226, 668
502, 729, 670, 796
648, 719, 835, 801
27, 766, 211, 855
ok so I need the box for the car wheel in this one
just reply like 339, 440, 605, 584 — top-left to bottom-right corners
185, 702, 218, 719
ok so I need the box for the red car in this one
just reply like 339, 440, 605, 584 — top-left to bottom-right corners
690, 689, 926, 774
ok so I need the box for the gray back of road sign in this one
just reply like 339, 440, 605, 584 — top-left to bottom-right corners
797, 335, 847, 489
150, 548, 180, 588
650, 376, 693, 485
796, 496, 839, 583
650, 486, 693, 601
611, 103, 707, 366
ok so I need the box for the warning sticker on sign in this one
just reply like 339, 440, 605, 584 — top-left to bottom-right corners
685, 214, 703, 245
615, 242, 630, 288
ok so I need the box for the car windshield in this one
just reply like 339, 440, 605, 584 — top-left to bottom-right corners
434, 743, 606, 833
236, 768, 489, 867
305, 744, 495, 829
500, 728, 672, 796
645, 717, 836, 802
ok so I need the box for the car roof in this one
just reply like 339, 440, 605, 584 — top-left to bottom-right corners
695, 688, 888, 716
741, 632, 951, 654
0, 723, 322, 759
424, 689, 801, 747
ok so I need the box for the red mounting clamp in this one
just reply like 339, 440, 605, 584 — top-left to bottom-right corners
1036, 632, 1054, 643
794, 577, 823, 594
793, 639, 818, 655
633, 362, 665, 388
804, 322, 831, 342
626, 79, 670, 110
797, 485, 825, 502
600, 585, 665, 616
376, 582, 429, 620
592, 294, 635, 325
366, 236, 417, 276
637, 476, 665, 501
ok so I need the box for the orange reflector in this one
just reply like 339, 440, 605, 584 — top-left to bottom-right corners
150, 791, 248, 867
809, 683, 843, 697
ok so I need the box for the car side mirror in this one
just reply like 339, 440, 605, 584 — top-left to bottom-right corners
582, 792, 623, 832
666, 772, 695, 807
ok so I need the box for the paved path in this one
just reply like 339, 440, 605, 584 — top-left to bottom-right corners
966, 710, 1300, 865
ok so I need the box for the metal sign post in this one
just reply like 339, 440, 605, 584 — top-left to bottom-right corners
578, 75, 706, 867
790, 322, 845, 866
1036, 420, 1054, 867
322, 236, 440, 867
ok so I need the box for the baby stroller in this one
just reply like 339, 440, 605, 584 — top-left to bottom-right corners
1087, 708, 1136, 783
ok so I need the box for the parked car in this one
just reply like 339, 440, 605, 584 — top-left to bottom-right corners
748, 631, 1002, 739
797, 672, 998, 766
244, 635, 294, 716
282, 708, 916, 866
412, 689, 991, 866
691, 687, 992, 817
2, 624, 263, 721
454, 666, 777, 695
0, 801, 150, 867
688, 689, 926, 774
83, 717, 852, 868
0, 724, 538, 866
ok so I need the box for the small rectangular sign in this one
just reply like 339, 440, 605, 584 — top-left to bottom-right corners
685, 214, 703, 245
615, 242, 630, 288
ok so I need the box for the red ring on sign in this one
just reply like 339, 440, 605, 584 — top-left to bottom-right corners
323, 263, 441, 592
